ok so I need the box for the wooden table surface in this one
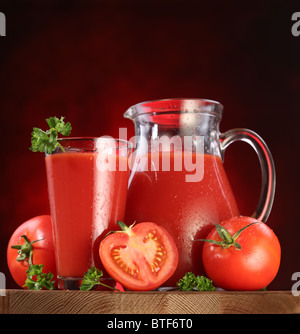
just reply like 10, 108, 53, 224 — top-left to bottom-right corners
0, 290, 299, 314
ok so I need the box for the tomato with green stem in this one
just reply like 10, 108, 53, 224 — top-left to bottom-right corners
99, 221, 178, 291
198, 216, 281, 291
7, 215, 57, 288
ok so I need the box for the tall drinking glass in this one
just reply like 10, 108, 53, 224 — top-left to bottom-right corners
45, 137, 132, 289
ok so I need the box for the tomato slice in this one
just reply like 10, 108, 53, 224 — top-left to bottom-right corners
99, 222, 178, 291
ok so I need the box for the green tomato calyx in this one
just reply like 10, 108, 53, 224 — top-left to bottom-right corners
11, 235, 43, 266
196, 222, 259, 250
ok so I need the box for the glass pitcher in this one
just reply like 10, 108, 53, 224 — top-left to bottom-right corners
123, 98, 275, 287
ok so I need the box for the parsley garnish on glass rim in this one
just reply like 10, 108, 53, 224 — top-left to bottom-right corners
30, 116, 72, 154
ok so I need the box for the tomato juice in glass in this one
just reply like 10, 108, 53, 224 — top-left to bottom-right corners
45, 138, 131, 289
124, 151, 239, 287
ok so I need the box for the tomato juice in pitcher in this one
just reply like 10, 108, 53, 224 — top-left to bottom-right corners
125, 151, 239, 286
124, 99, 275, 288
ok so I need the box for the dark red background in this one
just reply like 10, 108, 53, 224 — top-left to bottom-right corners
1, 0, 299, 290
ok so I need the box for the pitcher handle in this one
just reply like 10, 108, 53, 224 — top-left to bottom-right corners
220, 128, 276, 222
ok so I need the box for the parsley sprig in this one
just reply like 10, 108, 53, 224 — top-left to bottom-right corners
23, 264, 55, 290
177, 272, 216, 291
30, 116, 72, 154
80, 266, 119, 291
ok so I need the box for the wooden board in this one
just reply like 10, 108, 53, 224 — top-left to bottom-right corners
0, 290, 299, 314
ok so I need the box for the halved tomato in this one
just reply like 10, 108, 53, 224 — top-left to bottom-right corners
99, 221, 178, 291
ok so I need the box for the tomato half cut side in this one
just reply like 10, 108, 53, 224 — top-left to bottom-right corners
99, 222, 178, 291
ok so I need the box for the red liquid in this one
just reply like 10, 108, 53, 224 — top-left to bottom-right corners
46, 152, 129, 279
125, 152, 239, 286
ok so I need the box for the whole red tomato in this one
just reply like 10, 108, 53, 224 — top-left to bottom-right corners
99, 221, 178, 291
200, 216, 281, 291
7, 215, 57, 288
